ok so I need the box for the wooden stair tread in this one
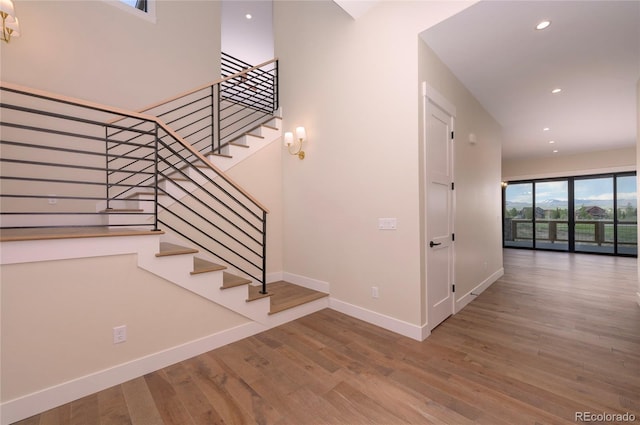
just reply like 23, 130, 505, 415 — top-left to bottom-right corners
191, 257, 226, 274
125, 191, 156, 199
156, 242, 198, 257
229, 142, 251, 148
247, 281, 328, 314
242, 133, 265, 140
161, 176, 188, 182
221, 272, 252, 289
246, 284, 273, 302
99, 208, 144, 213
0, 227, 163, 242
207, 152, 233, 158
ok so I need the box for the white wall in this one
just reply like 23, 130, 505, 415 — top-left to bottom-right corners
226, 137, 284, 277
503, 147, 636, 181
0, 254, 250, 402
222, 0, 274, 65
0, 0, 220, 110
418, 40, 504, 316
274, 0, 476, 330
0, 0, 258, 417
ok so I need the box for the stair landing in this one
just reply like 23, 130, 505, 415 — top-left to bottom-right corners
0, 227, 163, 242
249, 281, 329, 315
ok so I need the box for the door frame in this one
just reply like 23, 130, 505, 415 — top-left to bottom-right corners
422, 82, 456, 335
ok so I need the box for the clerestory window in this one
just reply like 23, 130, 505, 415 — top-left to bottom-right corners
106, 0, 155, 22
120, 0, 147, 12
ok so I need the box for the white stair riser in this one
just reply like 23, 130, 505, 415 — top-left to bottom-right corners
137, 250, 273, 324
104, 213, 154, 226
2, 214, 102, 228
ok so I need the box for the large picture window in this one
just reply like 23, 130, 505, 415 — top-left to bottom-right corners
503, 172, 637, 256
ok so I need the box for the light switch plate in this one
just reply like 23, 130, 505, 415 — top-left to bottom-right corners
378, 218, 397, 230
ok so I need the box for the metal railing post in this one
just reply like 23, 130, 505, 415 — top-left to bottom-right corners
104, 125, 111, 210
274, 60, 279, 111
260, 210, 268, 294
210, 85, 215, 154
216, 83, 222, 154
153, 123, 160, 231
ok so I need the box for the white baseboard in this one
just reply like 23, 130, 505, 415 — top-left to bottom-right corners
455, 267, 504, 313
1, 322, 266, 425
283, 272, 330, 293
329, 298, 425, 341
266, 271, 284, 283
1, 267, 506, 424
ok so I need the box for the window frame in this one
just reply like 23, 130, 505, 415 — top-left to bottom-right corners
502, 171, 637, 257
103, 0, 156, 24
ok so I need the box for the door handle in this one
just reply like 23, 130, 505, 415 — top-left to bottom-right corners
429, 241, 441, 248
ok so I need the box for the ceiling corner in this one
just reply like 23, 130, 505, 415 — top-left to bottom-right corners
333, 0, 379, 20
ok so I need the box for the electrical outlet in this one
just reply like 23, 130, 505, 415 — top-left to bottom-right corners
113, 325, 127, 344
371, 286, 379, 298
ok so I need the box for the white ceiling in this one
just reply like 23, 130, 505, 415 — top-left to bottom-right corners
420, 1, 640, 161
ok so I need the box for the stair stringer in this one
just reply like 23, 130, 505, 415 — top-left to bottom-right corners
136, 249, 272, 325
136, 234, 330, 328
207, 117, 282, 171
155, 224, 260, 284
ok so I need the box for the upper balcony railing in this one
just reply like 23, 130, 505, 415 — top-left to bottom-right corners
129, 53, 279, 158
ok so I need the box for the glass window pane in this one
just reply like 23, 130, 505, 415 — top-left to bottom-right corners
616, 175, 637, 255
535, 180, 569, 251
574, 177, 614, 254
504, 183, 533, 248
120, 0, 147, 12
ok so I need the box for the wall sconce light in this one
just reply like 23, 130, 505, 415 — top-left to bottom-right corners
501, 181, 508, 188
284, 126, 307, 160
0, 0, 20, 43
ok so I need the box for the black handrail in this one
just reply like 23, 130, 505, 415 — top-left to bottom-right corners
0, 80, 270, 292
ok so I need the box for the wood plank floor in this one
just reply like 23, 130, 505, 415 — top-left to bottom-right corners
13, 249, 640, 424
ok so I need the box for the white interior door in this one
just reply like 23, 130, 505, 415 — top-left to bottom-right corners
424, 86, 455, 331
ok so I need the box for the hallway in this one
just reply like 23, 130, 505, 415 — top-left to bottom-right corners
14, 249, 640, 424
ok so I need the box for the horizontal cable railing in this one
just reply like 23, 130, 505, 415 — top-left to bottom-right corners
130, 54, 279, 158
0, 81, 269, 290
505, 218, 638, 246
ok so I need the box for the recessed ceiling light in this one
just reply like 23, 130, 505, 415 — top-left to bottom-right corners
536, 20, 551, 30
553, 149, 559, 153
543, 127, 550, 132
549, 140, 555, 144
245, 13, 252, 19
551, 88, 562, 94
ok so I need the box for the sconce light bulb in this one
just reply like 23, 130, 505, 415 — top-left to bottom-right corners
283, 132, 294, 147
295, 126, 306, 142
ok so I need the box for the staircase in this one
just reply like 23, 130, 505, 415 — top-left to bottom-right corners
101, 116, 282, 223
143, 241, 328, 326
0, 57, 332, 425
0, 55, 328, 325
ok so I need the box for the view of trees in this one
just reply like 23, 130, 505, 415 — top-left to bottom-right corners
504, 204, 637, 221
